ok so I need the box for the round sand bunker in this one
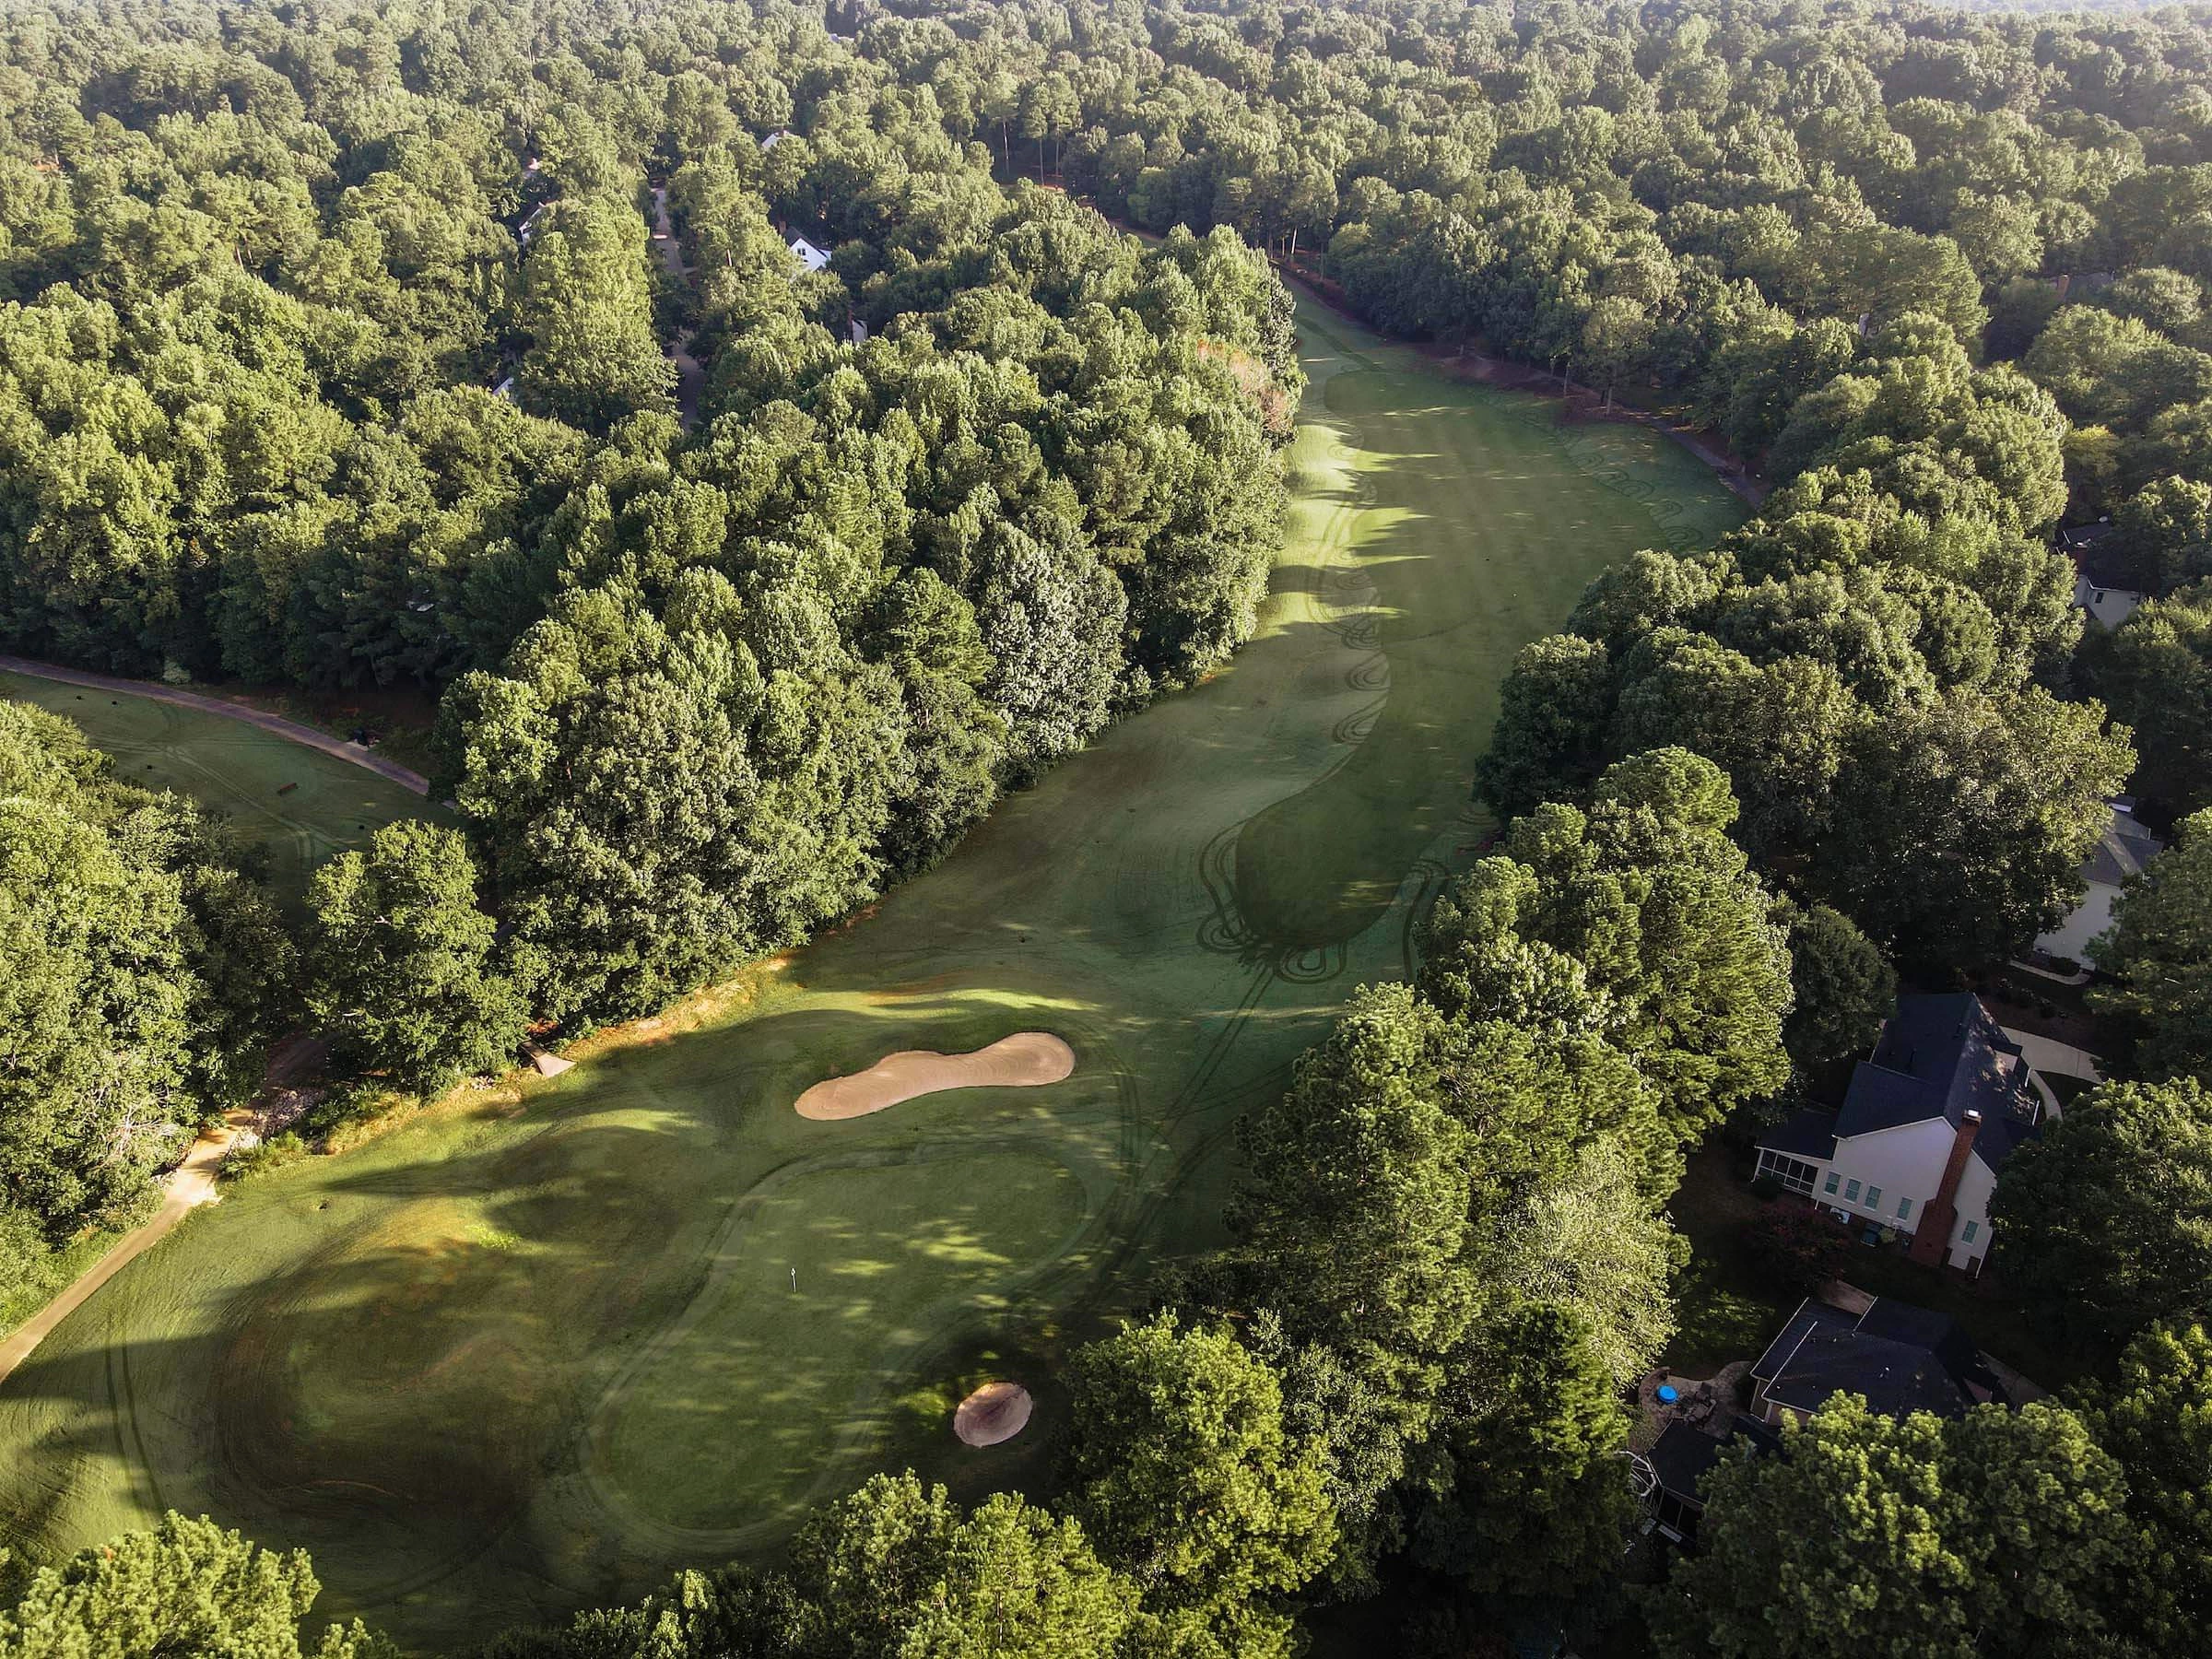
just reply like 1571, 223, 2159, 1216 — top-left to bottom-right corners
954, 1381, 1033, 1447
794, 1032, 1075, 1120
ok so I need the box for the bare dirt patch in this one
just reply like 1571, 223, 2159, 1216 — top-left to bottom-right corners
953, 1381, 1033, 1447
794, 1033, 1075, 1120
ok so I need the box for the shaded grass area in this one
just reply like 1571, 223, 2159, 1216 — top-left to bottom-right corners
0, 670, 445, 908
1665, 1144, 1788, 1377
0, 296, 1745, 1647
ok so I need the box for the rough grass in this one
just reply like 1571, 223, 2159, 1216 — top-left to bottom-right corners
0, 670, 447, 908
0, 297, 1746, 1646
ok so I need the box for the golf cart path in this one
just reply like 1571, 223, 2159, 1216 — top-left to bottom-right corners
0, 1115, 247, 1387
0, 655, 430, 795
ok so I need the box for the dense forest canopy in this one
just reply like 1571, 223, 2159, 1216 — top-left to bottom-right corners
4, 0, 2212, 1653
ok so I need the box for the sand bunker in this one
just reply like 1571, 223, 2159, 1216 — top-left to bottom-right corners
954, 1381, 1033, 1447
794, 1032, 1075, 1120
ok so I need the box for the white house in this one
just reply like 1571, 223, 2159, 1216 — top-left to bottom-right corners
1754, 993, 2046, 1277
2063, 520, 2145, 628
790, 234, 830, 273
2034, 798, 2163, 963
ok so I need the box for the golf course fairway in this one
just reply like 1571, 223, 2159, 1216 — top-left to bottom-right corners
0, 669, 441, 907
0, 295, 1746, 1645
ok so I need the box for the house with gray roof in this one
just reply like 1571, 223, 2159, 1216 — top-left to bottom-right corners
2034, 797, 2163, 963
1747, 1295, 2006, 1424
1754, 993, 2046, 1277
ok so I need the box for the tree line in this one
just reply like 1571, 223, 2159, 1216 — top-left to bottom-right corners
6, 0, 2212, 1655
0, 0, 1301, 1292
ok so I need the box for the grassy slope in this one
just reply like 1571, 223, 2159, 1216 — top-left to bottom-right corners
0, 298, 1743, 1646
0, 670, 445, 909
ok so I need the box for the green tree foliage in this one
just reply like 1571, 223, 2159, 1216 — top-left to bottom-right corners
1649, 1398, 2136, 1659
1406, 1299, 1634, 1598
1478, 476, 2126, 967
1776, 900, 1896, 1074
518, 197, 677, 432
1420, 748, 1792, 1148
0, 700, 289, 1295
1994, 1077, 2212, 1341
2114, 476, 2212, 594
303, 820, 524, 1094
2076, 1319, 2212, 1647
2088, 807, 2212, 1084
1060, 1314, 1335, 1649
0, 1512, 386, 1659
1819, 685, 2133, 963
786, 1476, 1136, 1658
2083, 582, 2212, 821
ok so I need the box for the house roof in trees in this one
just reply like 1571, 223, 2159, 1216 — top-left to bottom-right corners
789, 235, 830, 272
1756, 1105, 1841, 1161
1649, 1415, 1783, 1507
2082, 799, 2163, 889
1751, 1295, 2002, 1420
1835, 993, 2040, 1170
1749, 1298, 1856, 1382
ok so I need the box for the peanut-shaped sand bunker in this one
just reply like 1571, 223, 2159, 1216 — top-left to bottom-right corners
794, 1032, 1075, 1120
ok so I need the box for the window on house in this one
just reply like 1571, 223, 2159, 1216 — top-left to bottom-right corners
1865, 1185, 1881, 1210
1897, 1196, 1913, 1221
1962, 1220, 1980, 1244
1844, 1179, 1861, 1203
1823, 1171, 1840, 1195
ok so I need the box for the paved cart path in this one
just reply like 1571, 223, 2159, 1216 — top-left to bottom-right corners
0, 655, 430, 795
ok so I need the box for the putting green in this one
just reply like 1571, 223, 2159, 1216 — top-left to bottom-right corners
0, 296, 1744, 1644
0, 671, 444, 906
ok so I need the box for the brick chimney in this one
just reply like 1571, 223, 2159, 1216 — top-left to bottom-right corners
1909, 1110, 1982, 1267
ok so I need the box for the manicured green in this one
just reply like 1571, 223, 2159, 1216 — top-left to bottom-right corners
0, 296, 1742, 1646
0, 672, 443, 908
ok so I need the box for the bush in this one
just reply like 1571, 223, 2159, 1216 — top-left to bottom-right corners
1749, 1174, 1784, 1201
1745, 1205, 1853, 1295
220, 1133, 310, 1182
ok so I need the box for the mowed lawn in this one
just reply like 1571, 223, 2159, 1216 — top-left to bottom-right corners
0, 670, 444, 907
0, 297, 1745, 1647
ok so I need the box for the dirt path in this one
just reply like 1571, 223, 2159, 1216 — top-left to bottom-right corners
0, 1115, 248, 1388
0, 654, 431, 795
649, 185, 706, 429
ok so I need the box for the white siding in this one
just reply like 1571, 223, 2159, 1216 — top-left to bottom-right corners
1947, 1158, 1996, 1274
2036, 878, 2122, 962
1823, 1119, 1955, 1230
2074, 571, 2143, 628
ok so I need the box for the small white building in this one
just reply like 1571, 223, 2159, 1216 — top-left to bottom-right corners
2035, 798, 2164, 963
760, 129, 789, 150
1754, 994, 2046, 1277
790, 235, 831, 273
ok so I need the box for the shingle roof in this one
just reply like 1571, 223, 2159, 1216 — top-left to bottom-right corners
1755, 1106, 1840, 1161
1836, 993, 2040, 1170
1750, 1295, 2000, 1422
1765, 1329, 1972, 1419
2083, 806, 2163, 889
1750, 1298, 1855, 1383
1649, 1415, 1783, 1504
